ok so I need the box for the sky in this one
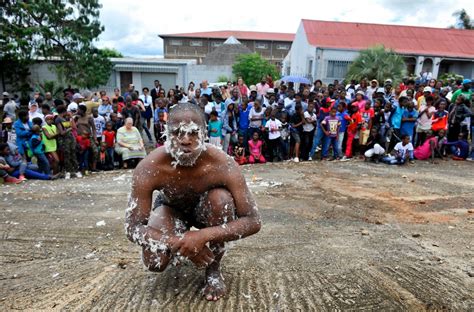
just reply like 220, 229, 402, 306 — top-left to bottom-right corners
96, 0, 474, 57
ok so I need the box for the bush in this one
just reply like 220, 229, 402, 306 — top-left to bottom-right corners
232, 53, 280, 86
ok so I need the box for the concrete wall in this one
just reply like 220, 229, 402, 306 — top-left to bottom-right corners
316, 49, 359, 84
187, 64, 233, 85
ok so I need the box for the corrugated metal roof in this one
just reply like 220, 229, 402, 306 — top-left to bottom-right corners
302, 20, 474, 58
159, 30, 294, 42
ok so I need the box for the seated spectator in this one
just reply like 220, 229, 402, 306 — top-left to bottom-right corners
115, 117, 146, 169
414, 130, 445, 163
0, 146, 22, 184
364, 128, 385, 162
233, 135, 247, 165
445, 133, 469, 160
382, 134, 414, 165
248, 132, 265, 164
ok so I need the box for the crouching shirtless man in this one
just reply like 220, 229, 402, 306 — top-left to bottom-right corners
125, 103, 261, 301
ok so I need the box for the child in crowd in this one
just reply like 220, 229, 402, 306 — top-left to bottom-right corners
208, 111, 223, 148
93, 108, 106, 145
289, 104, 304, 162
444, 133, 470, 160
42, 114, 59, 174
76, 130, 91, 174
359, 100, 374, 149
382, 134, 414, 165
414, 130, 444, 163
233, 135, 247, 165
321, 106, 340, 160
279, 113, 290, 160
341, 104, 362, 161
28, 125, 50, 174
265, 110, 282, 161
336, 102, 350, 156
401, 102, 418, 142
98, 142, 114, 171
102, 121, 116, 167
431, 101, 449, 134
248, 132, 266, 164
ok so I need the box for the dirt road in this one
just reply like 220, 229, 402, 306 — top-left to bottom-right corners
1, 160, 473, 310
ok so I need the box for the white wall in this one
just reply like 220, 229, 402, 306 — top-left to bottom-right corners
289, 22, 314, 78
187, 65, 233, 85
316, 49, 359, 84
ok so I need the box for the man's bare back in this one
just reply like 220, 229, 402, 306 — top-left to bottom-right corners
125, 104, 261, 301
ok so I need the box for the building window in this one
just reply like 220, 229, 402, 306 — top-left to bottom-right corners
211, 41, 222, 47
255, 42, 268, 49
276, 44, 290, 50
170, 39, 182, 46
190, 40, 203, 47
326, 60, 351, 79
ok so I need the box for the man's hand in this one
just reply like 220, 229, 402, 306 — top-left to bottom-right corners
188, 245, 215, 268
170, 230, 208, 259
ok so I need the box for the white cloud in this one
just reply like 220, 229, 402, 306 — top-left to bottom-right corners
97, 0, 474, 57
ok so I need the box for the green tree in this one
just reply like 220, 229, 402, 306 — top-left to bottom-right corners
100, 48, 123, 58
0, 1, 111, 94
37, 80, 64, 99
232, 53, 280, 86
345, 45, 406, 84
451, 9, 473, 29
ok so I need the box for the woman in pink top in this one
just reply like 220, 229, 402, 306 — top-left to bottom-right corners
248, 132, 266, 164
414, 130, 445, 163
352, 91, 367, 110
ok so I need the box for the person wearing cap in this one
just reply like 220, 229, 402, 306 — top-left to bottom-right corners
1, 117, 15, 144
248, 85, 258, 101
450, 79, 472, 106
352, 91, 367, 111
29, 99, 45, 124
366, 80, 378, 99
416, 86, 432, 111
2, 92, 17, 121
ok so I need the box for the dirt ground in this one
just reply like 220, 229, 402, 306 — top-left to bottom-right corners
1, 159, 473, 311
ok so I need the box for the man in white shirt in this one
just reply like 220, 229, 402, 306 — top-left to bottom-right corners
28, 101, 44, 124
366, 79, 378, 99
139, 87, 153, 130
2, 92, 17, 121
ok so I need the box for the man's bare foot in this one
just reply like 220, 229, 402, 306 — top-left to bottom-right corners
202, 270, 226, 301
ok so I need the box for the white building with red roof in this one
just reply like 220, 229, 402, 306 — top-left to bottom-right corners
285, 19, 474, 83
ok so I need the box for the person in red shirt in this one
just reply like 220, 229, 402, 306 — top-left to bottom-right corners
102, 121, 116, 167
76, 131, 91, 172
341, 104, 362, 161
431, 100, 449, 134
359, 101, 375, 148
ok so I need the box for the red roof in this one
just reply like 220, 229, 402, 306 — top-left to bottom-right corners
302, 19, 474, 59
159, 30, 294, 42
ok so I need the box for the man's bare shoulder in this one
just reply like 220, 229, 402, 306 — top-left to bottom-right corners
133, 147, 174, 181
201, 144, 242, 176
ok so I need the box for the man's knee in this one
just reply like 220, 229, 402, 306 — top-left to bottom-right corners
201, 188, 236, 226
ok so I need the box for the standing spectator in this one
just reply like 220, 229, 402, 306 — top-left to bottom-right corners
27, 125, 50, 174
237, 98, 252, 144
76, 130, 91, 174
221, 101, 237, 154
431, 100, 449, 134
237, 78, 249, 97
401, 102, 418, 143
416, 95, 435, 146
55, 105, 81, 179
208, 111, 222, 148
75, 105, 98, 172
98, 96, 113, 119
256, 77, 270, 96
112, 87, 121, 101
150, 80, 161, 104
447, 95, 471, 142
29, 101, 44, 124
248, 99, 265, 138
1, 117, 16, 145
92, 108, 106, 145
265, 110, 282, 161
290, 104, 304, 162
2, 92, 17, 121
366, 80, 378, 100
359, 101, 375, 148
13, 110, 32, 157
102, 121, 116, 168
42, 115, 59, 174
336, 102, 350, 156
200, 80, 212, 96
121, 96, 141, 129
320, 106, 340, 160
341, 104, 362, 161
139, 87, 153, 132
302, 102, 316, 161
450, 79, 472, 105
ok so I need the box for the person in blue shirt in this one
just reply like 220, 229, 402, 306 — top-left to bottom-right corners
336, 101, 351, 156
200, 80, 212, 96
388, 96, 407, 152
28, 125, 50, 174
400, 102, 418, 142
445, 133, 470, 160
13, 110, 32, 158
207, 111, 223, 148
237, 99, 252, 144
